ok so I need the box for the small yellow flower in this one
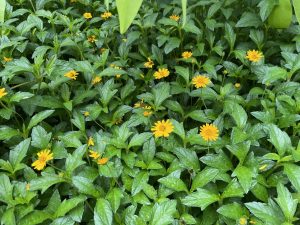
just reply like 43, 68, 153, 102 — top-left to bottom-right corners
3, 57, 12, 62
245, 50, 263, 62
239, 217, 247, 225
101, 11, 112, 20
259, 164, 268, 171
31, 149, 53, 171
144, 58, 154, 68
87, 137, 94, 147
182, 51, 192, 59
83, 111, 90, 117
110, 64, 116, 68
92, 76, 102, 85
151, 119, 174, 138
235, 83, 241, 88
64, 70, 78, 80
153, 68, 170, 79
88, 35, 96, 43
134, 101, 142, 108
89, 150, 100, 159
143, 105, 151, 110
143, 111, 152, 117
199, 123, 219, 142
97, 157, 109, 165
83, 12, 92, 19
0, 88, 8, 99
170, 14, 180, 22
26, 183, 30, 191
192, 75, 210, 88
115, 74, 121, 79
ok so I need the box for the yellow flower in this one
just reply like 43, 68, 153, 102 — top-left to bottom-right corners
97, 157, 109, 165
192, 75, 210, 88
83, 12, 92, 19
245, 50, 263, 62
83, 111, 90, 117
92, 76, 102, 85
143, 111, 152, 117
0, 88, 8, 99
31, 149, 53, 171
115, 74, 121, 79
235, 83, 241, 88
182, 51, 192, 59
153, 68, 170, 79
64, 70, 78, 80
151, 119, 174, 138
143, 105, 151, 110
144, 58, 154, 68
89, 150, 100, 159
239, 217, 247, 225
101, 11, 112, 20
87, 137, 94, 147
170, 14, 180, 21
199, 123, 219, 142
3, 57, 12, 62
259, 164, 268, 171
26, 183, 30, 191
88, 35, 96, 43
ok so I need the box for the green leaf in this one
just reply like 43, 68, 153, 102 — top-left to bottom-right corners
232, 166, 255, 193
171, 120, 185, 141
10, 92, 34, 102
54, 196, 86, 218
284, 164, 300, 192
173, 147, 200, 171
131, 171, 149, 196
164, 37, 180, 54
182, 188, 219, 210
0, 174, 13, 204
252, 66, 287, 85
106, 188, 124, 213
27, 110, 55, 131
268, 124, 291, 156
30, 173, 65, 193
275, 183, 298, 221
222, 179, 244, 199
200, 151, 232, 172
153, 82, 171, 108
0, 0, 5, 22
72, 176, 100, 198
217, 203, 247, 220
0, 126, 20, 141
181, 0, 187, 27
94, 198, 113, 225
158, 176, 188, 192
31, 126, 51, 149
186, 110, 210, 123
65, 145, 86, 175
128, 132, 152, 149
1, 207, 15, 225
226, 141, 251, 163
245, 201, 284, 224
224, 101, 247, 128
258, 0, 277, 21
191, 167, 219, 192
292, 0, 300, 25
19, 211, 51, 225
9, 138, 31, 170
175, 66, 189, 84
236, 12, 262, 27
150, 200, 177, 225
116, 0, 143, 34
99, 67, 126, 77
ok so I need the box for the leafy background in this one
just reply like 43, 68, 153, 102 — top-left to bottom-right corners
0, 0, 300, 224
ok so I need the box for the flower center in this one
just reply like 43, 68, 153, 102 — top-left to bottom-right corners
158, 125, 166, 132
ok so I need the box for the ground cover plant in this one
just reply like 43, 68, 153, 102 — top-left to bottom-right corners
0, 0, 300, 224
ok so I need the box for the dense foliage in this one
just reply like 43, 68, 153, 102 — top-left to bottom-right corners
0, 0, 300, 224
